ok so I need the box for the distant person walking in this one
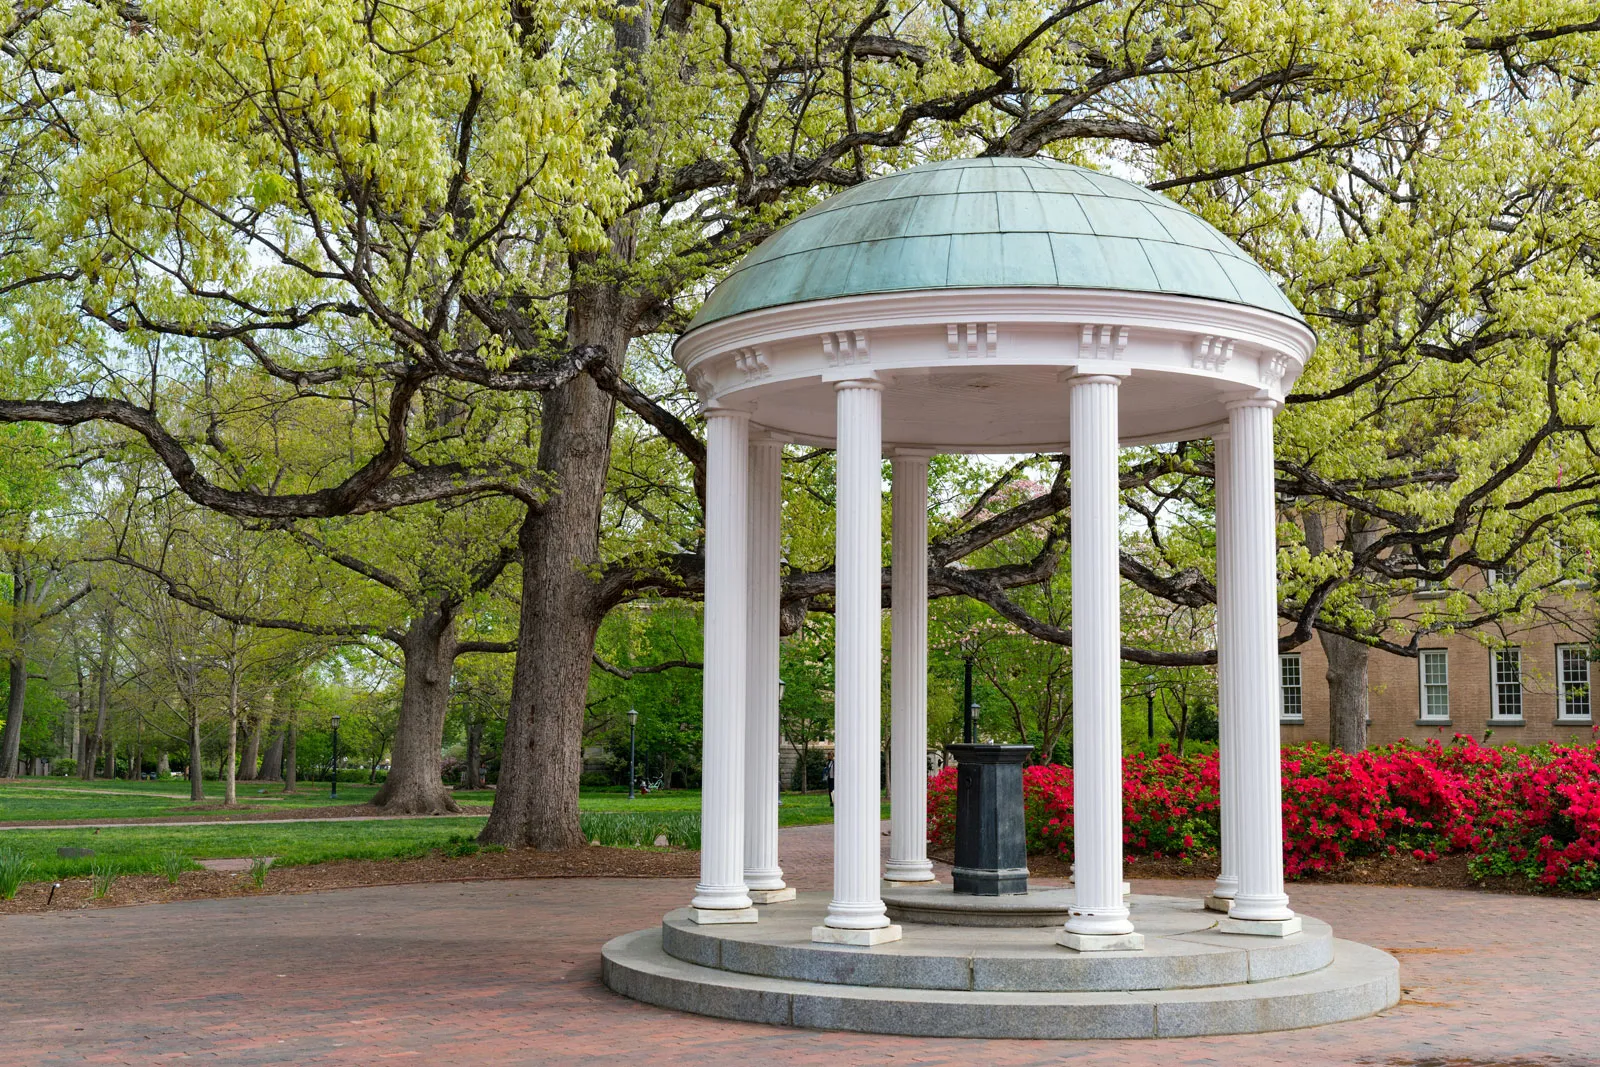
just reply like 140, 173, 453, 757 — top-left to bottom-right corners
825, 757, 835, 807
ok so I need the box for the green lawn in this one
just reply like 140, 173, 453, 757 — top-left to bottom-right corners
0, 780, 499, 821
0, 784, 857, 884
0, 818, 495, 882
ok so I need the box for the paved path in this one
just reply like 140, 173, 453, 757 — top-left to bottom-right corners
0, 823, 1595, 1065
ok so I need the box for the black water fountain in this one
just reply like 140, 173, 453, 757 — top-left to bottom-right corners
949, 658, 1031, 896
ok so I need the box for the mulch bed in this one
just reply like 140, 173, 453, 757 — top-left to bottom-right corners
0, 845, 699, 914
0, 802, 495, 828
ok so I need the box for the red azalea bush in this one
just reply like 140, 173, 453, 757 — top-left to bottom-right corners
926, 735, 1600, 893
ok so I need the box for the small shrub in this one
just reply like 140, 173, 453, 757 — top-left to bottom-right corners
90, 858, 118, 899
481, 844, 506, 854
578, 812, 700, 850
248, 857, 271, 889
0, 848, 34, 900
440, 835, 480, 858
158, 851, 189, 886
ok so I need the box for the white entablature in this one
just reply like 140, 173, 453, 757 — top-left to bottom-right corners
674, 288, 1312, 451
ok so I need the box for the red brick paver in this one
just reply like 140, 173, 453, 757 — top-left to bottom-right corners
0, 824, 1595, 1065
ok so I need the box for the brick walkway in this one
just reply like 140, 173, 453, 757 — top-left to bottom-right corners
0, 823, 1594, 1065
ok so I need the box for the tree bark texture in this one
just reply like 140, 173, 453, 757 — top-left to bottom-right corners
1303, 509, 1376, 753
370, 602, 462, 814
224, 673, 239, 806
464, 722, 484, 790
1321, 632, 1371, 753
237, 712, 264, 781
480, 288, 622, 849
0, 653, 25, 777
84, 612, 114, 780
283, 722, 298, 793
156, 751, 169, 777
188, 714, 204, 801
257, 731, 284, 781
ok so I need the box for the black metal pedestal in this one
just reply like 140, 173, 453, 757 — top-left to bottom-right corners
948, 743, 1033, 896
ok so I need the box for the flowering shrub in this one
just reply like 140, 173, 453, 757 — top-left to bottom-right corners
927, 736, 1600, 893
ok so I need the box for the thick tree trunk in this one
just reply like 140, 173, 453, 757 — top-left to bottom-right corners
257, 732, 284, 781
1321, 632, 1370, 753
103, 725, 114, 779
0, 653, 26, 778
156, 751, 169, 778
283, 721, 298, 793
85, 616, 113, 781
188, 715, 204, 802
1302, 509, 1375, 753
371, 604, 461, 814
481, 293, 622, 849
237, 712, 264, 781
224, 674, 239, 806
464, 721, 484, 789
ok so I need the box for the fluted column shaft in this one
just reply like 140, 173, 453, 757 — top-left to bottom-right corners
1063, 375, 1135, 938
692, 409, 753, 915
1212, 432, 1241, 903
825, 380, 891, 931
744, 439, 787, 895
1224, 399, 1294, 922
887, 454, 935, 883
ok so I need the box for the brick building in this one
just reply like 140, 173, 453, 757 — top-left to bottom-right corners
1279, 580, 1598, 747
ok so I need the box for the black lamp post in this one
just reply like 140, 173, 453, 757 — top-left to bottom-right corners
627, 708, 638, 800
329, 714, 341, 799
962, 656, 977, 744
1143, 673, 1157, 740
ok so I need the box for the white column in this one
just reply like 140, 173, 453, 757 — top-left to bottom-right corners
815, 379, 900, 945
1209, 432, 1241, 911
744, 438, 793, 903
1060, 373, 1142, 952
1218, 398, 1300, 935
691, 408, 756, 923
886, 454, 935, 884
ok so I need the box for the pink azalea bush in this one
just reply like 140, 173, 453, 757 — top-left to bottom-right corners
927, 735, 1600, 893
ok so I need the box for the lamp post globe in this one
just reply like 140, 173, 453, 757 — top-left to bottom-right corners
329, 714, 341, 799
627, 708, 639, 800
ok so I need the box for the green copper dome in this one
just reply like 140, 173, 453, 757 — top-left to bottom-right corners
688, 157, 1303, 330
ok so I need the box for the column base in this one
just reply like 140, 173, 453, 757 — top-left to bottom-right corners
748, 887, 797, 904
812, 924, 903, 946
1203, 895, 1234, 914
883, 877, 939, 888
1069, 878, 1132, 899
689, 907, 759, 925
1057, 930, 1145, 953
1219, 915, 1303, 937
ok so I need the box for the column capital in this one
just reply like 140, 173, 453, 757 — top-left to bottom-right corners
1062, 368, 1130, 387
1224, 395, 1280, 413
888, 448, 934, 462
703, 405, 753, 422
830, 375, 883, 392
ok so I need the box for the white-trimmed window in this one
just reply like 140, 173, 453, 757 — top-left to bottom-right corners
1558, 645, 1592, 722
1415, 577, 1450, 600
1280, 654, 1304, 722
1419, 650, 1450, 721
1491, 647, 1523, 721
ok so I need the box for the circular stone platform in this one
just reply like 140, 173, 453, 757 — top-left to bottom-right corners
601, 893, 1399, 1039
882, 883, 1081, 927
